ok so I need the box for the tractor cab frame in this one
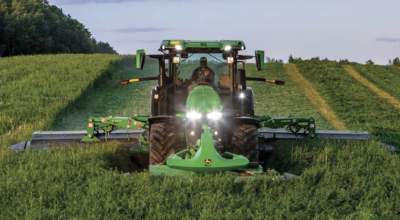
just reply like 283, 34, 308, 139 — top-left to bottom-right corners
135, 40, 265, 120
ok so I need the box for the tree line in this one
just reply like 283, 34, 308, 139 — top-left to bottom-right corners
0, 0, 117, 57
287, 55, 400, 66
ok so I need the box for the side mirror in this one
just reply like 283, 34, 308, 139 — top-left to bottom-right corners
236, 69, 247, 90
255, 50, 264, 71
136, 49, 146, 70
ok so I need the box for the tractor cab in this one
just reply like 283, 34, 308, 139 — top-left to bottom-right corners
134, 40, 265, 118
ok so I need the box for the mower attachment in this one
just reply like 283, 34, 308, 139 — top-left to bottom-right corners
8, 129, 146, 151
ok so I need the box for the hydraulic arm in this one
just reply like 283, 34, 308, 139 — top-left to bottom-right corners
81, 116, 149, 142
257, 115, 316, 138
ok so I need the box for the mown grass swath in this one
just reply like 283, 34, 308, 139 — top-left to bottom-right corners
0, 54, 123, 149
246, 63, 334, 130
351, 64, 400, 102
293, 60, 400, 149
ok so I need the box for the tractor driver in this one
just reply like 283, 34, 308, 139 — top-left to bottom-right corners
187, 57, 216, 94
190, 57, 215, 84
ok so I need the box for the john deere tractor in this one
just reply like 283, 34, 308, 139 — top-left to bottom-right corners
9, 40, 371, 176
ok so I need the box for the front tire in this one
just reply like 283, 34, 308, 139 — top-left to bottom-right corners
231, 124, 259, 163
149, 120, 180, 165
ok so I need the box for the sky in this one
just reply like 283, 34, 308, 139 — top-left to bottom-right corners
47, 0, 400, 65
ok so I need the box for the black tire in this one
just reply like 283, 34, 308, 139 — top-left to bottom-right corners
231, 124, 259, 162
149, 120, 180, 165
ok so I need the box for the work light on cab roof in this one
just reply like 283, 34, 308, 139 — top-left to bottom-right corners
159, 40, 246, 52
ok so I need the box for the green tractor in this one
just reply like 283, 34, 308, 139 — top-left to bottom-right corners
9, 40, 371, 177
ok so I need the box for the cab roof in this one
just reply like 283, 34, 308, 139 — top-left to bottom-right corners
160, 40, 246, 51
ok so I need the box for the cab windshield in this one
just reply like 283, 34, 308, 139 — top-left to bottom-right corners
174, 53, 229, 86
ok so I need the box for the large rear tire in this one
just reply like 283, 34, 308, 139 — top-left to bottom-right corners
231, 124, 259, 163
149, 120, 180, 165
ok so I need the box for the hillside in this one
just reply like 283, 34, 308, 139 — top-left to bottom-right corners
293, 60, 400, 148
1, 55, 400, 219
0, 54, 123, 148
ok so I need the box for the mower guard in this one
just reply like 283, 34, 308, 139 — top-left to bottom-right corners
158, 127, 249, 174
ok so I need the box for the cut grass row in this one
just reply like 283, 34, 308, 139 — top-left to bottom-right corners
246, 63, 334, 130
293, 60, 400, 149
344, 65, 400, 111
283, 64, 345, 130
350, 64, 400, 106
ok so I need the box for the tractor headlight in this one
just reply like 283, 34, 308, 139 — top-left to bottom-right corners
173, 56, 180, 63
187, 112, 202, 120
224, 45, 232, 51
227, 57, 234, 64
207, 112, 222, 120
175, 45, 183, 51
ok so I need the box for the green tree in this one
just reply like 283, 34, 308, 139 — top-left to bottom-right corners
288, 54, 294, 63
0, 0, 116, 57
96, 41, 118, 54
392, 57, 400, 66
365, 59, 374, 65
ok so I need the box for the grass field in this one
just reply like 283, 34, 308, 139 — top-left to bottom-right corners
0, 54, 123, 148
350, 64, 400, 106
1, 55, 400, 219
294, 60, 400, 149
53, 56, 159, 131
2, 139, 399, 219
246, 63, 334, 130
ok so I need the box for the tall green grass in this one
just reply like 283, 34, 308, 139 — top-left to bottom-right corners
53, 56, 159, 131
1, 140, 399, 219
294, 60, 400, 149
0, 54, 124, 149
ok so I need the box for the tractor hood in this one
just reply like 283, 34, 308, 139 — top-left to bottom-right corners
186, 86, 222, 113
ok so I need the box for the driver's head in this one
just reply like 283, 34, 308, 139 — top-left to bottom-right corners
200, 57, 207, 68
